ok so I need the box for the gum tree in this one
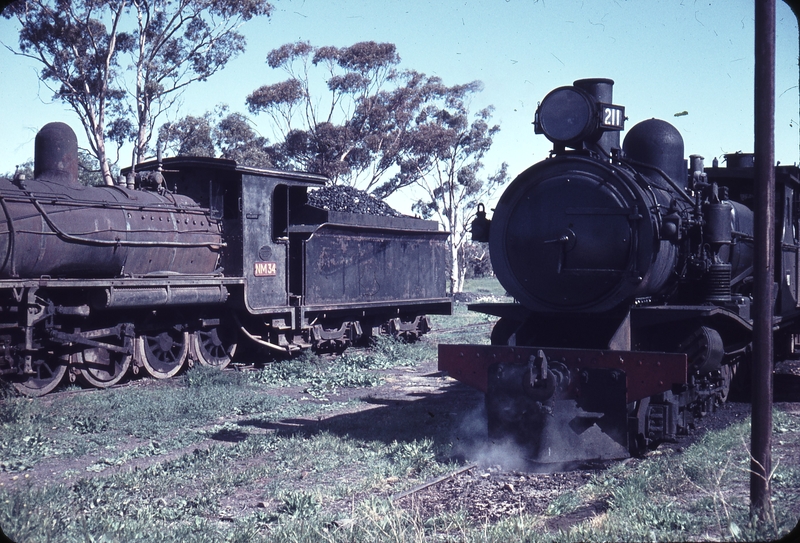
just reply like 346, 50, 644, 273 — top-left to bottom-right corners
159, 108, 274, 168
403, 99, 508, 294
3, 0, 272, 184
247, 41, 450, 196
246, 41, 507, 290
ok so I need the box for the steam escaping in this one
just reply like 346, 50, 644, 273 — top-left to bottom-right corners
450, 404, 530, 472
450, 400, 630, 472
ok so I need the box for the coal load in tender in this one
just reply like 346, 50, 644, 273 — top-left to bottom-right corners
307, 184, 402, 217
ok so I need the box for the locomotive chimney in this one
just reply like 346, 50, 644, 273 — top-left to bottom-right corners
573, 78, 620, 155
34, 122, 80, 186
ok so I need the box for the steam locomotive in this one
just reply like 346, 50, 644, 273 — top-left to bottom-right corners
440, 78, 799, 462
1, 122, 450, 396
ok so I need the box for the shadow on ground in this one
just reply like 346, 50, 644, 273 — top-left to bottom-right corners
238, 378, 487, 458
232, 367, 800, 467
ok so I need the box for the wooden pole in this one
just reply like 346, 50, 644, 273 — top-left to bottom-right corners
751, 0, 776, 522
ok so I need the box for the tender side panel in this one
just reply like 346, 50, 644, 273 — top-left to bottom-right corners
302, 224, 449, 305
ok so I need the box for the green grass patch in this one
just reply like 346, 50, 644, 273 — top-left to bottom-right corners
248, 335, 434, 398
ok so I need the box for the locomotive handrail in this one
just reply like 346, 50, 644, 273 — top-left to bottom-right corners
25, 196, 226, 249
620, 157, 694, 204
0, 195, 17, 277
1, 193, 210, 214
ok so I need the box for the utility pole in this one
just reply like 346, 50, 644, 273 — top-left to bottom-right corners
751, 0, 776, 522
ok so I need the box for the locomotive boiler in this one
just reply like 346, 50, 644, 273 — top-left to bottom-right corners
1, 122, 450, 396
440, 78, 799, 462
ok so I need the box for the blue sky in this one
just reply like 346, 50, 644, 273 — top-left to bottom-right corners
0, 0, 798, 212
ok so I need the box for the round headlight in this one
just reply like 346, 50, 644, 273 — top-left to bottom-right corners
537, 86, 596, 145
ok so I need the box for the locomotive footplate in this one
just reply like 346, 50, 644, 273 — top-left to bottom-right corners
439, 344, 688, 461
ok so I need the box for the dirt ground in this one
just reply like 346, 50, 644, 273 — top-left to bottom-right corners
334, 358, 800, 534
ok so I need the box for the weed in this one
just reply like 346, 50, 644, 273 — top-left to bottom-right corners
2, 280, 799, 543
184, 364, 249, 388
545, 490, 583, 516
278, 489, 321, 518
387, 439, 436, 476
246, 337, 431, 399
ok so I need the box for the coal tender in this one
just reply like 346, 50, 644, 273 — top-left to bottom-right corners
1, 122, 450, 396
440, 78, 800, 462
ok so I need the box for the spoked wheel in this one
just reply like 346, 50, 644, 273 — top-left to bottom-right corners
191, 326, 237, 369
12, 355, 68, 397
77, 347, 132, 388
137, 329, 189, 379
718, 364, 733, 403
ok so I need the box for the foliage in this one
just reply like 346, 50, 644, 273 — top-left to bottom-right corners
159, 107, 274, 168
247, 336, 430, 399
463, 241, 493, 279
405, 101, 508, 293
77, 149, 109, 185
3, 0, 273, 184
244, 41, 507, 292
246, 41, 406, 192
245, 41, 505, 203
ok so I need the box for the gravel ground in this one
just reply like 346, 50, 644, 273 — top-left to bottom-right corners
393, 398, 759, 530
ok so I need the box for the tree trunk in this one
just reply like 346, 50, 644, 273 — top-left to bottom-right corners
86, 111, 115, 186
449, 238, 461, 294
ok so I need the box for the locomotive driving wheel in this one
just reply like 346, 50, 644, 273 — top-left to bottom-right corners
718, 364, 733, 403
190, 325, 237, 369
490, 318, 521, 346
77, 347, 132, 388
136, 329, 189, 379
12, 355, 68, 397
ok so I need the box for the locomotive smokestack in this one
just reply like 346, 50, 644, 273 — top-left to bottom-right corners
573, 78, 620, 155
573, 78, 613, 103
34, 122, 80, 185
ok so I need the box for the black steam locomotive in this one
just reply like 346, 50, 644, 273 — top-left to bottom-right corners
440, 78, 799, 462
1, 122, 450, 396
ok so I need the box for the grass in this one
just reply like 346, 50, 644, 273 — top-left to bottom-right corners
1, 277, 798, 542
429, 275, 509, 345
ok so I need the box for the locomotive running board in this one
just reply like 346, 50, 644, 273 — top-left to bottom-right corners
438, 344, 688, 402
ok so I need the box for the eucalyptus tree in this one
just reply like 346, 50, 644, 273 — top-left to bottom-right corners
3, 0, 272, 185
247, 41, 441, 195
403, 100, 508, 294
159, 108, 274, 168
246, 40, 507, 291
